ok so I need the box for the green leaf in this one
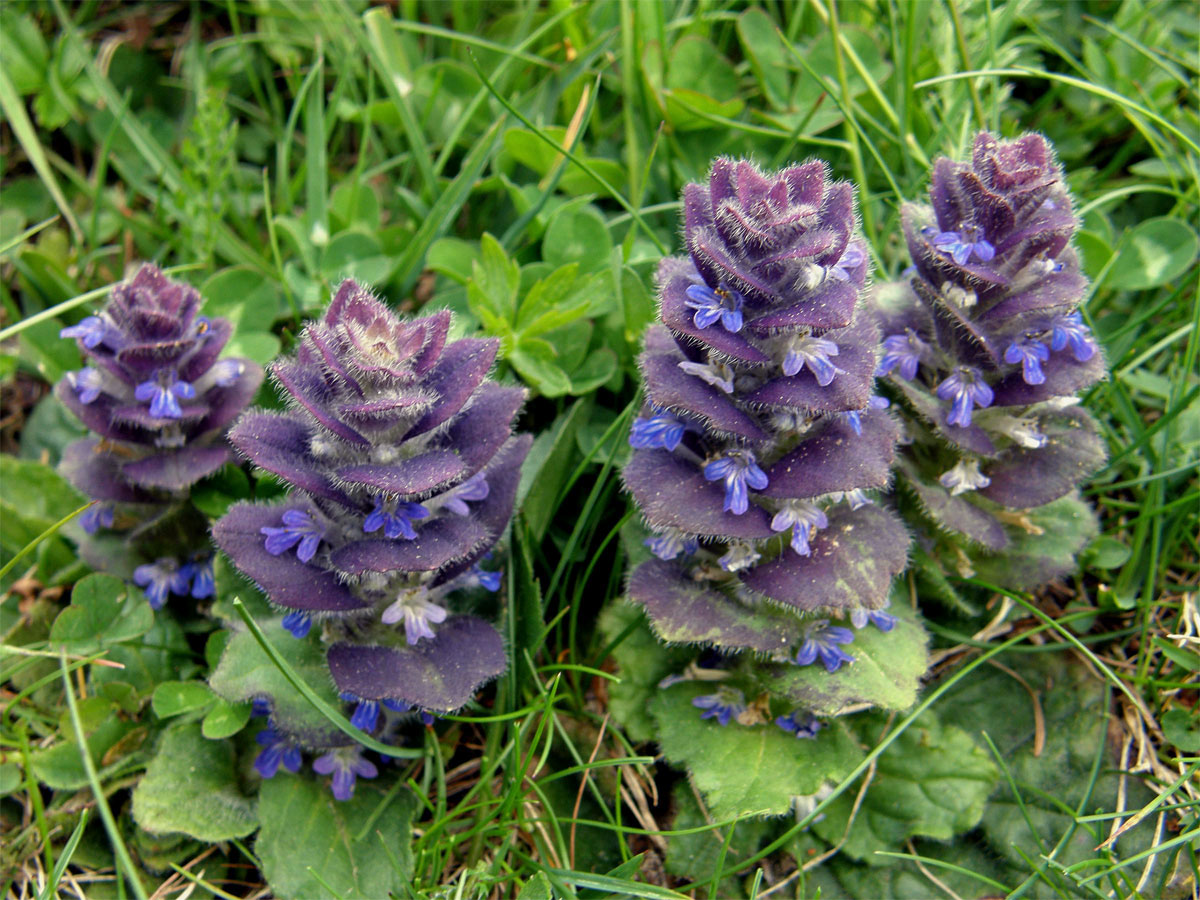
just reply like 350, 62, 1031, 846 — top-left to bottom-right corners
664, 780, 771, 892
0, 761, 21, 796
426, 236, 479, 285
0, 11, 49, 95
50, 573, 154, 653
1083, 534, 1133, 569
132, 722, 257, 842
256, 775, 415, 900
468, 232, 520, 321
597, 600, 693, 742
91, 613, 197, 698
518, 399, 590, 541
650, 682, 864, 819
814, 709, 998, 862
30, 710, 133, 790
971, 492, 1099, 591
1162, 708, 1200, 751
151, 681, 214, 719
516, 871, 554, 900
1107, 217, 1198, 290
542, 204, 612, 273
0, 455, 85, 560
737, 9, 791, 111
200, 266, 279, 331
510, 342, 573, 398
202, 698, 253, 740
767, 602, 929, 716
209, 618, 342, 744
320, 229, 393, 284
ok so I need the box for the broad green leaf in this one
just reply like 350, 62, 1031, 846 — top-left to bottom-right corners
597, 600, 693, 742
209, 618, 342, 744
1084, 534, 1133, 569
819, 840, 1013, 899
567, 348, 618, 395
766, 602, 929, 716
650, 681, 864, 819
50, 573, 154, 653
330, 179, 380, 230
257, 774, 415, 900
1107, 217, 1198, 290
971, 492, 1099, 591
813, 709, 998, 862
132, 722, 257, 841
542, 204, 612, 273
0, 11, 49, 95
18, 391, 87, 466
1162, 708, 1200, 751
200, 266, 279, 331
320, 229, 393, 284
91, 614, 197, 698
0, 455, 85, 559
663, 37, 744, 130
151, 681, 214, 719
202, 698, 253, 740
427, 236, 479, 285
664, 781, 771, 894
0, 762, 21, 796
517, 264, 588, 335
516, 871, 554, 900
468, 232, 520, 320
30, 710, 133, 790
510, 343, 573, 398
737, 8, 790, 111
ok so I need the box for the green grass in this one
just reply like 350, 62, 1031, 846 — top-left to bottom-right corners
1, 1, 1197, 897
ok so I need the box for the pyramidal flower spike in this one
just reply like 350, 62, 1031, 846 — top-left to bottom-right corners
874, 132, 1107, 588
213, 280, 530, 781
54, 265, 263, 604
622, 158, 914, 735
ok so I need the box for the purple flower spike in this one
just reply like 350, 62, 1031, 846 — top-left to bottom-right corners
795, 620, 856, 672
254, 727, 302, 779
281, 610, 312, 638
134, 376, 195, 419
851, 607, 897, 632
776, 711, 824, 739
932, 224, 994, 265
59, 316, 109, 348
261, 509, 325, 562
133, 558, 189, 610
68, 368, 104, 404
877, 332, 924, 380
1004, 336, 1050, 385
692, 688, 747, 726
363, 496, 429, 541
312, 747, 378, 802
782, 333, 842, 384
630, 407, 687, 451
704, 449, 768, 515
684, 282, 745, 332
80, 503, 114, 534
442, 473, 489, 516
771, 501, 829, 556
1049, 312, 1096, 361
936, 367, 993, 428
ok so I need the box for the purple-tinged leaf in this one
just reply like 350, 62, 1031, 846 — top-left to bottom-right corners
412, 309, 451, 375
59, 438, 158, 503
979, 408, 1106, 508
657, 260, 771, 364
195, 362, 264, 436
273, 359, 370, 447
888, 377, 997, 457
902, 467, 1009, 551
760, 413, 899, 500
327, 615, 506, 712
629, 559, 803, 655
212, 503, 368, 612
329, 516, 489, 577
990, 351, 1105, 407
746, 278, 857, 332
444, 383, 525, 470
403, 338, 499, 439
229, 412, 351, 504
740, 505, 908, 612
624, 450, 774, 540
336, 451, 468, 498
122, 445, 231, 491
641, 350, 769, 443
178, 318, 233, 382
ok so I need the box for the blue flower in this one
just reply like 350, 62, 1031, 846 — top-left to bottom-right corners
67, 367, 104, 404
132, 558, 189, 610
80, 503, 114, 534
59, 316, 108, 349
795, 620, 856, 672
134, 376, 195, 419
770, 501, 829, 556
341, 692, 380, 732
851, 607, 897, 632
684, 282, 745, 332
939, 458, 991, 496
363, 496, 429, 541
442, 473, 489, 516
261, 509, 325, 562
1004, 336, 1050, 385
312, 747, 378, 801
645, 528, 699, 561
1049, 312, 1096, 362
782, 333, 843, 385
254, 727, 302, 779
932, 224, 995, 265
877, 332, 925, 380
630, 407, 687, 451
281, 610, 312, 638
463, 560, 502, 592
180, 556, 215, 599
776, 711, 824, 739
827, 241, 864, 282
936, 367, 993, 428
380, 588, 448, 644
678, 359, 735, 394
692, 688, 747, 726
842, 395, 890, 435
704, 449, 769, 515
251, 697, 272, 717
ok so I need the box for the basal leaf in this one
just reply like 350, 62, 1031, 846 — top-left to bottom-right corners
970, 491, 1099, 590
50, 572, 154, 653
